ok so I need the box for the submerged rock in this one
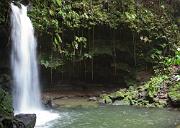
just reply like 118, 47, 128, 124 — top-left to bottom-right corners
89, 97, 97, 101
112, 100, 130, 106
42, 97, 53, 108
176, 124, 180, 128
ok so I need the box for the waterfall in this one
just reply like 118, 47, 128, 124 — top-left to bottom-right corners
10, 3, 42, 113
10, 3, 59, 127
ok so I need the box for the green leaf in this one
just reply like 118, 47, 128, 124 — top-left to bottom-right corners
49, 9, 55, 16
56, 0, 61, 7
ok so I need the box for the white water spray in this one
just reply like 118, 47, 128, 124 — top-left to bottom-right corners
11, 3, 42, 113
11, 3, 59, 127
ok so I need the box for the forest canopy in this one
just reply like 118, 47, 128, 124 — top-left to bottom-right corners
0, 0, 179, 82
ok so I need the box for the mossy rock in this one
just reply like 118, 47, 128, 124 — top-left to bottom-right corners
0, 89, 13, 116
168, 83, 180, 107
101, 75, 168, 107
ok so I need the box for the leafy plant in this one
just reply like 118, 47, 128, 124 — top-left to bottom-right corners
144, 75, 168, 99
40, 55, 64, 69
101, 75, 168, 107
0, 89, 13, 116
164, 48, 180, 66
168, 83, 180, 102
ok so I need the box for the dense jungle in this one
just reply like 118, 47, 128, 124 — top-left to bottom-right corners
0, 0, 180, 128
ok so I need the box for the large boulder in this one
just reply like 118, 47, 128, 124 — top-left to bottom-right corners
0, 116, 14, 128
0, 114, 36, 128
15, 114, 36, 128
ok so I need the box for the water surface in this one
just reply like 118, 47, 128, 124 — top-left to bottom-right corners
40, 106, 180, 128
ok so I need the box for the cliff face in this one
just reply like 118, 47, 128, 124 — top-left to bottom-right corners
0, 26, 9, 70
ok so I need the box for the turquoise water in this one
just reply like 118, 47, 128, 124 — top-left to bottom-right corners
42, 106, 180, 128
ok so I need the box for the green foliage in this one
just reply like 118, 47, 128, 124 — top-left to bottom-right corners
144, 75, 168, 98
40, 55, 64, 69
101, 94, 112, 104
26, 0, 180, 68
164, 48, 180, 66
168, 83, 180, 102
0, 1, 9, 25
53, 33, 62, 53
0, 0, 179, 81
0, 89, 13, 116
72, 36, 87, 51
101, 75, 168, 107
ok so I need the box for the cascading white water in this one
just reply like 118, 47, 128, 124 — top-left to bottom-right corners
11, 3, 42, 113
11, 3, 59, 127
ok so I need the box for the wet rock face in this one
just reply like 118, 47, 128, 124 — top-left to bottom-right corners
0, 114, 36, 128
0, 74, 11, 92
15, 114, 36, 128
20, 0, 30, 6
11, 0, 30, 9
1, 118, 13, 128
